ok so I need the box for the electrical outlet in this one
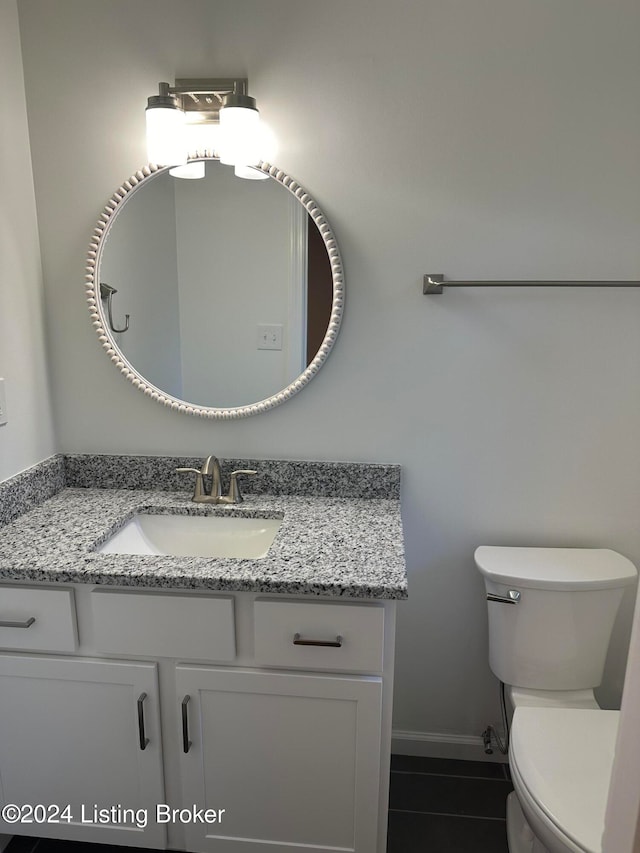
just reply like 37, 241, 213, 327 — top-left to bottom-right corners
257, 324, 283, 351
0, 378, 7, 426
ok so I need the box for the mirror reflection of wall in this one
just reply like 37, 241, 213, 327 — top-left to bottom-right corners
100, 161, 332, 409
101, 174, 183, 397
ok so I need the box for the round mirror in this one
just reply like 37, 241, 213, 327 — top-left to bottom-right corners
86, 160, 344, 418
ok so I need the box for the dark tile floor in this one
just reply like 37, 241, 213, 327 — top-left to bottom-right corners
388, 755, 512, 852
4, 757, 512, 853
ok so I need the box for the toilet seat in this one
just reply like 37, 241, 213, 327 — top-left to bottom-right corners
509, 708, 619, 853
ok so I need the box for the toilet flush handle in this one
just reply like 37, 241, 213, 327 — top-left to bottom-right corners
487, 590, 521, 604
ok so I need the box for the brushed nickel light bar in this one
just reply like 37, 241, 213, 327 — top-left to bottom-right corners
170, 78, 250, 120
423, 274, 640, 295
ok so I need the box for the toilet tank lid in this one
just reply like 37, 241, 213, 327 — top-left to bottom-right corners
474, 546, 637, 590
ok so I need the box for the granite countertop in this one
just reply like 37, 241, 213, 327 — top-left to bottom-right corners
0, 487, 407, 599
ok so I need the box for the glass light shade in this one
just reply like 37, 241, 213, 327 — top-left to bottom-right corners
218, 105, 261, 166
234, 164, 269, 181
169, 161, 206, 180
146, 106, 187, 167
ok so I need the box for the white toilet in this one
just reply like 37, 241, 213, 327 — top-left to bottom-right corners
475, 546, 637, 853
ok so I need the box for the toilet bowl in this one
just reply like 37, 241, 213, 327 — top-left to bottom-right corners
507, 687, 599, 711
508, 708, 619, 853
474, 546, 636, 853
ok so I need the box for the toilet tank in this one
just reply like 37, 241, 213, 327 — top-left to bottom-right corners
475, 547, 637, 690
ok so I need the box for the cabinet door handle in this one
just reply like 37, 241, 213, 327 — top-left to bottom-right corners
137, 693, 150, 750
293, 633, 343, 648
181, 695, 192, 754
0, 617, 36, 629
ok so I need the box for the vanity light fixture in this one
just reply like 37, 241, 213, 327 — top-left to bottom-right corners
145, 78, 271, 180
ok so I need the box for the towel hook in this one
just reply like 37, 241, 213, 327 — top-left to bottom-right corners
100, 282, 130, 333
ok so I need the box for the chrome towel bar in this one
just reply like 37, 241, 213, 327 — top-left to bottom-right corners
424, 274, 640, 295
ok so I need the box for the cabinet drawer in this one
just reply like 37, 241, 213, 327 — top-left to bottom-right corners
0, 586, 77, 652
254, 599, 384, 673
91, 591, 235, 660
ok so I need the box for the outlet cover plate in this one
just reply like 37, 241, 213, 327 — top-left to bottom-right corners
257, 324, 283, 351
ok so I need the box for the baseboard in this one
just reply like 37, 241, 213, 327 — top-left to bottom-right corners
392, 729, 509, 763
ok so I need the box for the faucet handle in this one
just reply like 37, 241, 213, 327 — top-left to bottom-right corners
175, 467, 206, 501
227, 470, 257, 504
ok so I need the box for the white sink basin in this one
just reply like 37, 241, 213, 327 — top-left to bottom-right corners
97, 513, 282, 559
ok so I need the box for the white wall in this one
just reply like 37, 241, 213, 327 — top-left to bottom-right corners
17, 0, 640, 745
0, 3, 55, 847
0, 0, 55, 483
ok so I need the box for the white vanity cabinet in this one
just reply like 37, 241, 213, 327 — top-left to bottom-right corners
0, 584, 396, 853
177, 666, 382, 853
0, 655, 166, 848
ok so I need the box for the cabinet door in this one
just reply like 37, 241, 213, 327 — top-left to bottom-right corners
0, 655, 166, 849
176, 666, 382, 853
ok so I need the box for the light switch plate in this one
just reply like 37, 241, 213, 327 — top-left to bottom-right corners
0, 378, 7, 426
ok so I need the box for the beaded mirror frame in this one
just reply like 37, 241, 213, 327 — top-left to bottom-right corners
86, 160, 344, 419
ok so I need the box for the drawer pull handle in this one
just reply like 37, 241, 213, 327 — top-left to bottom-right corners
0, 617, 36, 629
182, 695, 192, 754
137, 693, 150, 750
293, 633, 343, 648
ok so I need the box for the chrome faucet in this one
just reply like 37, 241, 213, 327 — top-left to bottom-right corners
176, 456, 256, 504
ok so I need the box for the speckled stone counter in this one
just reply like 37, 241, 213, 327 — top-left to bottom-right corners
0, 456, 65, 526
0, 457, 406, 599
63, 454, 401, 499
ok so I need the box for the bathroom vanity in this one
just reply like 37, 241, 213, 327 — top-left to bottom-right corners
0, 456, 406, 853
